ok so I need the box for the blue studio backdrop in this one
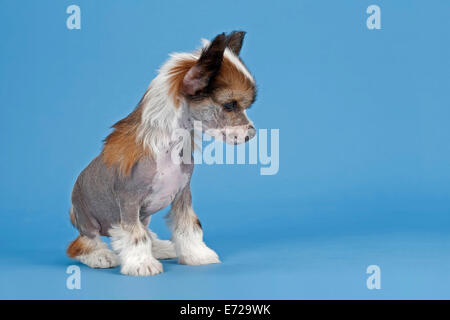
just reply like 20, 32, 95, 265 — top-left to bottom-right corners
1, 0, 449, 299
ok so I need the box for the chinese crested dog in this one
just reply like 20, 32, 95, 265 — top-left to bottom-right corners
67, 31, 257, 276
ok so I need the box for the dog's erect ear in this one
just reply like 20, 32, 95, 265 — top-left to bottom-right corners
182, 33, 227, 96
226, 31, 246, 56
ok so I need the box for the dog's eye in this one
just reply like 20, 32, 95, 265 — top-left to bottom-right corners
223, 101, 237, 112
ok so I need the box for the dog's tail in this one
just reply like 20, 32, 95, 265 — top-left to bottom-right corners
67, 207, 82, 258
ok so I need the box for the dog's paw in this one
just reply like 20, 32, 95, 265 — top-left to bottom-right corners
152, 239, 177, 260
120, 257, 163, 276
78, 249, 119, 269
178, 244, 221, 266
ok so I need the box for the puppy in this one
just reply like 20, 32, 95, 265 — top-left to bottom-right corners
67, 31, 257, 276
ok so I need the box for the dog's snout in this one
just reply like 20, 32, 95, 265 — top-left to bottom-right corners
246, 125, 256, 142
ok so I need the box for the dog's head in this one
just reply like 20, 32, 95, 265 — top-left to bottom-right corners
178, 31, 257, 145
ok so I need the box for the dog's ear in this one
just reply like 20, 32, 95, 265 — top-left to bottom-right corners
226, 31, 246, 56
182, 33, 227, 96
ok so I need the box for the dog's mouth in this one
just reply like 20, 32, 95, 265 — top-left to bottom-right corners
226, 134, 250, 145
224, 126, 256, 145
204, 125, 256, 145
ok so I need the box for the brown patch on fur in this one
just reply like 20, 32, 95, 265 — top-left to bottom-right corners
67, 236, 95, 258
168, 53, 255, 108
101, 99, 149, 177
168, 57, 198, 106
121, 223, 149, 245
195, 217, 203, 230
134, 236, 148, 245
211, 55, 256, 108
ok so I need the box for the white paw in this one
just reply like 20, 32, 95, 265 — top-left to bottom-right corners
152, 239, 177, 260
78, 249, 119, 269
178, 244, 221, 266
120, 257, 163, 276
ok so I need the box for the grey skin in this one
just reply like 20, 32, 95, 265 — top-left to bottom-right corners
71, 151, 193, 239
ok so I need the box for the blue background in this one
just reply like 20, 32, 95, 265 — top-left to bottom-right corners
1, 0, 449, 299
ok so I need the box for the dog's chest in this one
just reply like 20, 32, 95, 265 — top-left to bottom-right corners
143, 157, 189, 214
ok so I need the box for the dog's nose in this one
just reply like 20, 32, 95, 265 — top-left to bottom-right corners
245, 125, 256, 142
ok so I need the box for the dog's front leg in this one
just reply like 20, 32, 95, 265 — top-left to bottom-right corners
109, 198, 163, 276
167, 185, 220, 265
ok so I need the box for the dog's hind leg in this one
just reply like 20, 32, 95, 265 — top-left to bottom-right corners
67, 235, 119, 268
67, 206, 119, 268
